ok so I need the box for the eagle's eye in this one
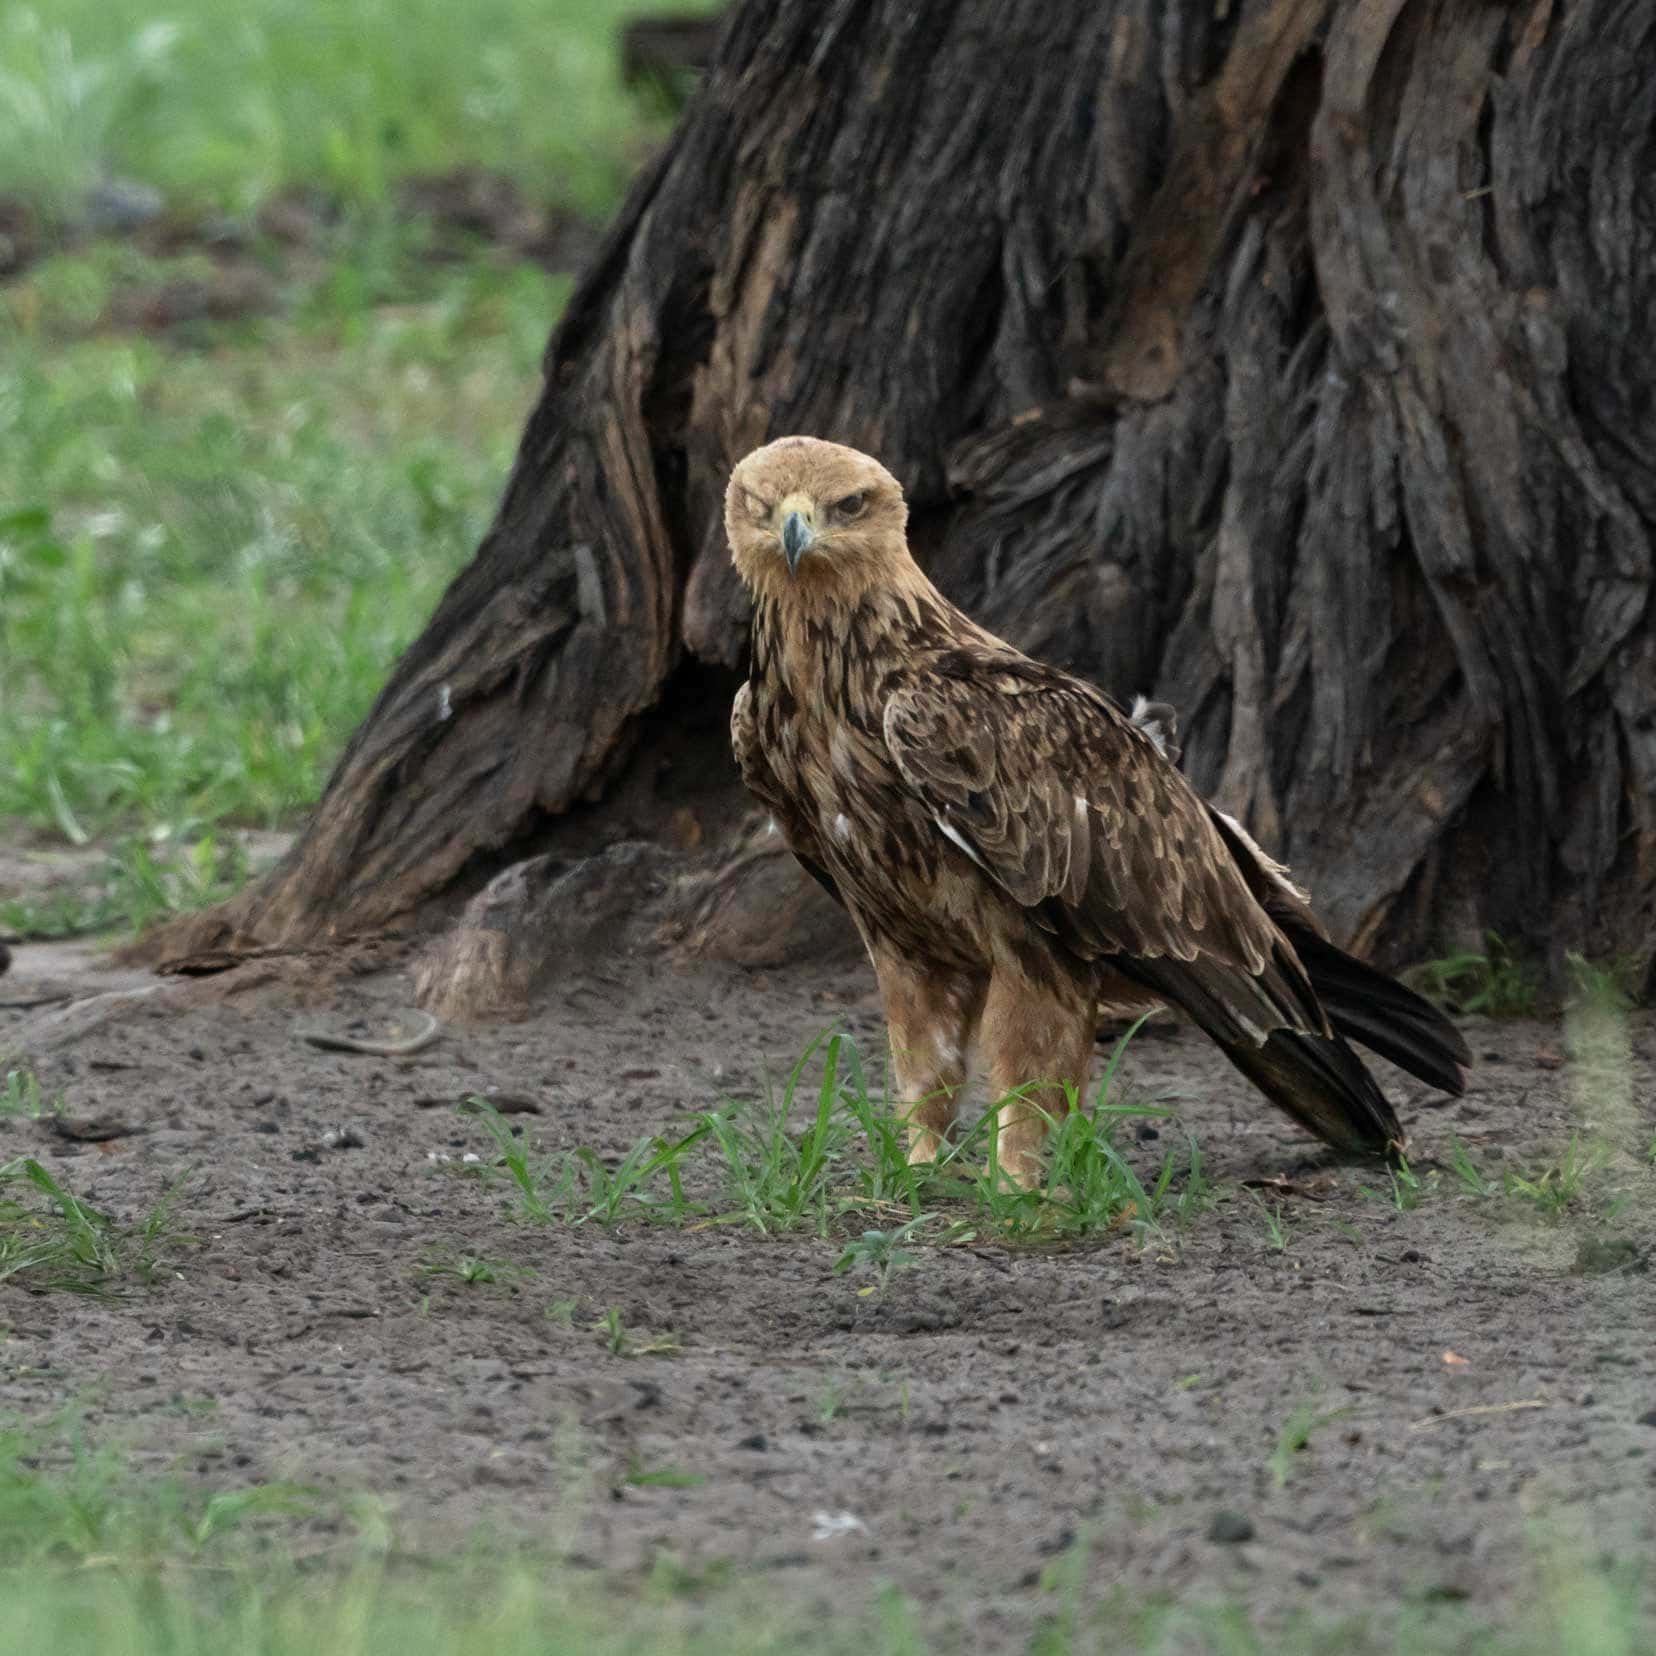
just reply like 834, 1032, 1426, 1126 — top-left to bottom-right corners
742, 489, 770, 523
834, 491, 867, 520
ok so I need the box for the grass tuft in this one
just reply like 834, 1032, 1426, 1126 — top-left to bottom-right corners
1, 1069, 51, 1119
0, 1413, 317, 1568
416, 1246, 534, 1289
834, 1213, 936, 1294
1250, 1193, 1292, 1252
0, 1157, 191, 1295
1405, 931, 1538, 1018
1498, 1137, 1610, 1220
1268, 1400, 1354, 1490
458, 1025, 1205, 1253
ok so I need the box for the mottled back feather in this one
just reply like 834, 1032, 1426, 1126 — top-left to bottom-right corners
882, 651, 1326, 1045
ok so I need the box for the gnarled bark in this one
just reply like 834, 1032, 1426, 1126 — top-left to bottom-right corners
158, 0, 1656, 1009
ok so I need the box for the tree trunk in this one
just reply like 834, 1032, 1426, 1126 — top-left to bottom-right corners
160, 0, 1656, 1004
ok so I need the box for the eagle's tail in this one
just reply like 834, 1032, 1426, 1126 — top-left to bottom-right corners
1199, 801, 1468, 1103
1113, 951, 1404, 1155
1213, 1025, 1404, 1155
1278, 923, 1471, 1097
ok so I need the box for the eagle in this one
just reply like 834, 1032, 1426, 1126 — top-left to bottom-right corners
725, 436, 1469, 1187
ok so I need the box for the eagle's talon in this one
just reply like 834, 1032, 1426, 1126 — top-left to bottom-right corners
906, 1132, 945, 1168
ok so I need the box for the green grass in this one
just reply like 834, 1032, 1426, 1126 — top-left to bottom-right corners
1, 829, 251, 940
3, 1535, 1645, 1656
0, 238, 565, 931
0, 1414, 321, 1568
1249, 1193, 1292, 1252
1267, 1400, 1354, 1490
458, 1025, 1208, 1249
0, 1155, 192, 1294
1, 1067, 50, 1118
1445, 1134, 1498, 1200
0, 1416, 1648, 1656
590, 1303, 682, 1358
0, 0, 702, 935
1496, 1137, 1612, 1220
415, 1246, 536, 1289
834, 1212, 937, 1292
1405, 931, 1539, 1018
1419, 941, 1650, 1225
1562, 950, 1644, 1156
1365, 1134, 1634, 1225
0, 0, 689, 224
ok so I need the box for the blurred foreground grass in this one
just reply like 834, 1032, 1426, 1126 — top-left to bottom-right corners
0, 1414, 1648, 1656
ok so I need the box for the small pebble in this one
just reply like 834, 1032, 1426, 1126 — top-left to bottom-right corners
1208, 1510, 1255, 1544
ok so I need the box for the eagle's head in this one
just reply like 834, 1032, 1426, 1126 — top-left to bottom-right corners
725, 436, 909, 601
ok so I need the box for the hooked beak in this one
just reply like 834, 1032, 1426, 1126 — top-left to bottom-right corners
780, 510, 815, 577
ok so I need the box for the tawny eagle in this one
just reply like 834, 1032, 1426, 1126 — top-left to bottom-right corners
726, 436, 1468, 1186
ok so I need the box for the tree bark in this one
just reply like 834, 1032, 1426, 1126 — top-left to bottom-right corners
160, 0, 1656, 1001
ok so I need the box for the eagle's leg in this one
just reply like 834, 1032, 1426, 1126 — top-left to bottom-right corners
981, 971, 1095, 1190
868, 947, 986, 1167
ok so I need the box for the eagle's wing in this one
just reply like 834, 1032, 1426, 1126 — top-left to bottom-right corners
883, 656, 1405, 1151
882, 660, 1288, 990
731, 681, 842, 906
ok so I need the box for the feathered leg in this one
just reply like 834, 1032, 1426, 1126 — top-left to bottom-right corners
869, 947, 986, 1167
980, 970, 1095, 1189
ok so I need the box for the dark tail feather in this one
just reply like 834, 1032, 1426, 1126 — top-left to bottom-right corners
1217, 1027, 1403, 1155
1283, 925, 1471, 1097
1114, 951, 1403, 1157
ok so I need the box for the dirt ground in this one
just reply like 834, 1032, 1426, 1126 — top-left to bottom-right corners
3, 940, 1654, 1646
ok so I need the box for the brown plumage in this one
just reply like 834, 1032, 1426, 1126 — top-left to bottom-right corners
726, 436, 1469, 1186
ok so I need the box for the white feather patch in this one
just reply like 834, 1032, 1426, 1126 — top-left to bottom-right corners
1129, 694, 1168, 757
833, 812, 851, 842
934, 815, 987, 870
1214, 808, 1311, 904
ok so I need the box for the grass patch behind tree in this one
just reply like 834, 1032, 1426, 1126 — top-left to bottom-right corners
1, 0, 703, 936
0, 0, 694, 225
0, 236, 566, 933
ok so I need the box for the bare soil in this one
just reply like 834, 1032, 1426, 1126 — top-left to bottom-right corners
3, 942, 1653, 1646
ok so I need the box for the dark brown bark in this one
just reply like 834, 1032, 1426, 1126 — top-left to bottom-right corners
169, 0, 1656, 1002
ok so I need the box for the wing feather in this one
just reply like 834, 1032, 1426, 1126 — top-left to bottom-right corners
880, 657, 1414, 1149
882, 661, 1281, 981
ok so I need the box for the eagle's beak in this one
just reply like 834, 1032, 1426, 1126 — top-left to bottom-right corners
780, 507, 815, 577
